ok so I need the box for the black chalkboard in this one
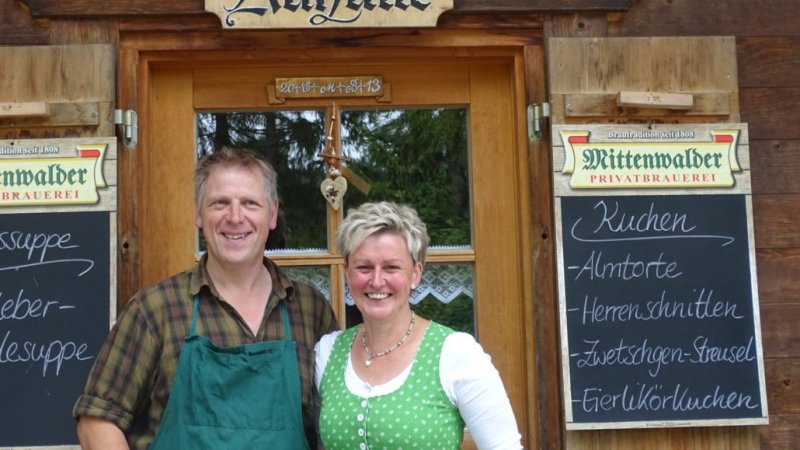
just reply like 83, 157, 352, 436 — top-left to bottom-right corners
0, 211, 111, 446
559, 194, 767, 427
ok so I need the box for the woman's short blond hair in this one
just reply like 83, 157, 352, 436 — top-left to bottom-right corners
336, 201, 429, 266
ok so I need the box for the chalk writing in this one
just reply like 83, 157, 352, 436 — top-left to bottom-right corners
0, 211, 110, 446
575, 383, 759, 414
569, 250, 682, 281
569, 199, 735, 246
0, 330, 92, 377
0, 230, 94, 275
0, 288, 63, 321
560, 195, 765, 425
571, 288, 745, 325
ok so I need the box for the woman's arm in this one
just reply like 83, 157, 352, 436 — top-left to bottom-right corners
441, 332, 523, 450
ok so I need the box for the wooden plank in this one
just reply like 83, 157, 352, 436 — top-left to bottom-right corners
438, 13, 545, 29
547, 12, 608, 38
759, 414, 800, 450
760, 304, 800, 358
116, 44, 141, 306
119, 27, 537, 51
193, 62, 471, 110
548, 37, 738, 96
566, 426, 759, 450
119, 11, 546, 31
0, 102, 48, 117
755, 248, 800, 304
468, 61, 530, 446
764, 358, 800, 414
0, 0, 49, 45
49, 18, 119, 45
752, 194, 800, 249
455, 0, 629, 12
0, 44, 114, 103
750, 140, 800, 195
617, 91, 694, 110
737, 37, 800, 88
142, 68, 196, 288
608, 0, 800, 37
0, 102, 101, 128
741, 88, 800, 140
564, 92, 730, 117
21, 0, 630, 17
526, 44, 563, 450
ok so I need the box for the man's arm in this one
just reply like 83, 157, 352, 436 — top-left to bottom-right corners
76, 416, 130, 450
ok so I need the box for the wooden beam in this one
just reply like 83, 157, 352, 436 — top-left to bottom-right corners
0, 102, 49, 117
563, 92, 730, 117
21, 0, 630, 17
0, 102, 101, 128
617, 90, 694, 110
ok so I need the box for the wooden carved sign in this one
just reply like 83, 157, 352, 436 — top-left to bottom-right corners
205, 0, 453, 28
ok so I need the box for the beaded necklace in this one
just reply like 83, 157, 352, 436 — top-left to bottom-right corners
360, 311, 416, 367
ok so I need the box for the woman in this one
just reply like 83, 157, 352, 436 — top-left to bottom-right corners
315, 201, 522, 449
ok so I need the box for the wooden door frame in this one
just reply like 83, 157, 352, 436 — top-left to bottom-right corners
117, 27, 551, 450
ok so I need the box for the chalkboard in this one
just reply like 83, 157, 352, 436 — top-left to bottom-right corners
0, 211, 111, 447
558, 194, 768, 428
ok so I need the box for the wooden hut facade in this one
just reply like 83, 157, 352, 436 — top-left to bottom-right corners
1, 0, 798, 448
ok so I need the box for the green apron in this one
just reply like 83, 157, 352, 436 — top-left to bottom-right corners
149, 296, 309, 450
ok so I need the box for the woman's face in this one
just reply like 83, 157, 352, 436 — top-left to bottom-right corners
345, 231, 423, 323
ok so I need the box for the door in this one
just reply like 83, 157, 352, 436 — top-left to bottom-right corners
139, 46, 533, 446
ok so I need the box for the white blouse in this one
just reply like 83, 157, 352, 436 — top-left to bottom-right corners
315, 330, 523, 450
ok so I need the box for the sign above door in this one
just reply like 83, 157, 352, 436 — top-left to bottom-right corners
206, 0, 453, 28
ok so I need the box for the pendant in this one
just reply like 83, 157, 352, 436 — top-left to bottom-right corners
365, 359, 372, 367
320, 175, 347, 210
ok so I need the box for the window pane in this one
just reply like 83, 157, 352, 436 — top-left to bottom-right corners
281, 266, 331, 302
196, 111, 328, 251
340, 108, 471, 248
345, 263, 475, 335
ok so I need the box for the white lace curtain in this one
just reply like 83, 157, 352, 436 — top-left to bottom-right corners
283, 261, 474, 305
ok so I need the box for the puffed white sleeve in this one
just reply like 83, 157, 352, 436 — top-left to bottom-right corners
314, 330, 342, 389
440, 332, 523, 450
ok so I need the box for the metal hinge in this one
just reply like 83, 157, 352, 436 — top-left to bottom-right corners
114, 109, 138, 149
527, 102, 550, 140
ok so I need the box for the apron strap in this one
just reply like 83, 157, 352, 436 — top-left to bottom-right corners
191, 294, 293, 342
190, 295, 201, 336
280, 301, 292, 341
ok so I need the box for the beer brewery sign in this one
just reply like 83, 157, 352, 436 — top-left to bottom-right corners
206, 0, 453, 28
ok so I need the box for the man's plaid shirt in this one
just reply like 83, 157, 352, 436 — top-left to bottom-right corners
73, 255, 339, 449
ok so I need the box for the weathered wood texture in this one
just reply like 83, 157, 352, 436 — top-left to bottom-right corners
0, 0, 48, 44
0, 44, 115, 139
609, 2, 800, 449
1, 0, 798, 449
546, 35, 764, 448
20, 0, 630, 17
609, 0, 800, 37
526, 44, 563, 450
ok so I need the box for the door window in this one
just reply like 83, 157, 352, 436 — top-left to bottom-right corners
196, 107, 475, 332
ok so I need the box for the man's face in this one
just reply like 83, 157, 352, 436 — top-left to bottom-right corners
195, 165, 278, 270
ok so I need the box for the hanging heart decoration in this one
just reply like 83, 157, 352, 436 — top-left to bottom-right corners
320, 176, 348, 210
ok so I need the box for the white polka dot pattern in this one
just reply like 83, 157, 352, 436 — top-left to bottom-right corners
319, 322, 465, 449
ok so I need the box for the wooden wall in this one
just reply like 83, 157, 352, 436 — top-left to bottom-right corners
2, 0, 799, 448
605, 2, 800, 449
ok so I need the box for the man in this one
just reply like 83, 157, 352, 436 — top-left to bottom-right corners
73, 147, 338, 449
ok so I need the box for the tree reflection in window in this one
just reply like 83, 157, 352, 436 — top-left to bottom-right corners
196, 108, 474, 334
